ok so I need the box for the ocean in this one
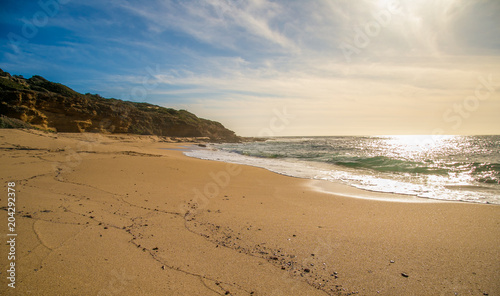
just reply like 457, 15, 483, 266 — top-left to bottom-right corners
185, 135, 500, 205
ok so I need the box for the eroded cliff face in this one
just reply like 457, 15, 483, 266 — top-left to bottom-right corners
0, 69, 240, 142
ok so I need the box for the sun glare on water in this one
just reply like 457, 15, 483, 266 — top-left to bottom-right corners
377, 135, 458, 161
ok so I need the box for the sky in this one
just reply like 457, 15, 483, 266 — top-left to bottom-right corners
1, 0, 499, 136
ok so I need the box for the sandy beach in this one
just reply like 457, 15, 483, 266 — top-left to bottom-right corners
1, 129, 499, 296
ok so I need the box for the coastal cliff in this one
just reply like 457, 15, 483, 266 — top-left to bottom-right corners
0, 69, 240, 142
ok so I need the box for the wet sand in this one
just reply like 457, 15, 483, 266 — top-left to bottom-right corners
0, 129, 499, 295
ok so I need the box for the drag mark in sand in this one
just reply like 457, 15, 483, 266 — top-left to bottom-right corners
114, 204, 257, 295
48, 165, 256, 295
128, 235, 255, 296
182, 208, 350, 296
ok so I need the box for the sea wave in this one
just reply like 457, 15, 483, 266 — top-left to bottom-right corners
185, 135, 500, 204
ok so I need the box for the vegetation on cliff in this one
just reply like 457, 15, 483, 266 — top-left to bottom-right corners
0, 69, 240, 142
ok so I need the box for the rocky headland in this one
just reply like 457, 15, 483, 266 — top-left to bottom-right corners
0, 69, 240, 142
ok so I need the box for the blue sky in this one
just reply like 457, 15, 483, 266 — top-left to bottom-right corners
1, 0, 499, 136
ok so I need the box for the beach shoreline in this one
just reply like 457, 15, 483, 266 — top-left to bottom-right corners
306, 179, 452, 203
1, 129, 499, 295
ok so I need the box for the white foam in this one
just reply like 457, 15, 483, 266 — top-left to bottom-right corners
184, 147, 500, 205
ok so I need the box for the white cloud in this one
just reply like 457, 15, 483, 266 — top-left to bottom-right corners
119, 0, 298, 52
144, 52, 499, 135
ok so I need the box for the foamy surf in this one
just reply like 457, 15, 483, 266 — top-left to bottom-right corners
185, 135, 500, 205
